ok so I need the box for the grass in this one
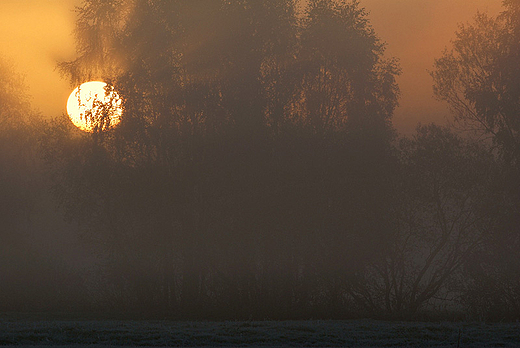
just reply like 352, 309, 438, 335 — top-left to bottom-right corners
0, 317, 518, 347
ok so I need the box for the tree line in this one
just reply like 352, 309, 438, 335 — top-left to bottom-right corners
1, 0, 520, 321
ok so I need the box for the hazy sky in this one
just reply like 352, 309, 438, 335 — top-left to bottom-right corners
0, 0, 503, 133
0, 0, 78, 117
362, 0, 502, 133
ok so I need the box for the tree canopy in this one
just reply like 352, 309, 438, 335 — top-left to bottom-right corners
432, 1, 520, 166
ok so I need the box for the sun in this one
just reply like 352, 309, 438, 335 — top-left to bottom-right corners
66, 81, 122, 132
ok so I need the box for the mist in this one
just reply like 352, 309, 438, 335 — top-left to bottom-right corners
1, 0, 519, 323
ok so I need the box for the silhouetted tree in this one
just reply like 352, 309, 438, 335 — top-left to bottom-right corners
432, 1, 520, 320
51, 0, 400, 319
0, 58, 35, 238
0, 57, 84, 312
432, 1, 520, 166
347, 125, 495, 318
299, 0, 399, 136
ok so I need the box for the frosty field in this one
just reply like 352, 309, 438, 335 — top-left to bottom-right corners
0, 318, 519, 347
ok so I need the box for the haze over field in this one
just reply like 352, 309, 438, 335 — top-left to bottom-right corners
1, 0, 520, 330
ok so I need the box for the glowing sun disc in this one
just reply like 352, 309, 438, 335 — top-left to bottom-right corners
67, 81, 122, 132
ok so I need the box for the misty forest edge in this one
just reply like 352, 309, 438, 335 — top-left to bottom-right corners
2, 0, 520, 321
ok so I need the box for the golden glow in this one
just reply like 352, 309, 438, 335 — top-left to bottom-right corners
66, 81, 122, 132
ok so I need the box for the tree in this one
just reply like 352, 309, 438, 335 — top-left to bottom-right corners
432, 0, 520, 320
50, 0, 401, 318
432, 1, 520, 166
0, 57, 37, 245
347, 125, 495, 318
0, 57, 83, 312
298, 0, 400, 137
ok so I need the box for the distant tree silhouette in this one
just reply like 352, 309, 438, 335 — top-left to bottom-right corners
0, 58, 83, 312
299, 0, 399, 136
433, 1, 520, 320
432, 1, 520, 166
0, 58, 35, 238
347, 125, 495, 318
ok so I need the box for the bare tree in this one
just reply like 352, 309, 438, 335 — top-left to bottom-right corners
347, 125, 495, 318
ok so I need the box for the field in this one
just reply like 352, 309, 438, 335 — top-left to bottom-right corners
0, 318, 519, 347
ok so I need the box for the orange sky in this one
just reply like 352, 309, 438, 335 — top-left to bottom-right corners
0, 0, 78, 117
0, 0, 504, 133
362, 0, 502, 133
